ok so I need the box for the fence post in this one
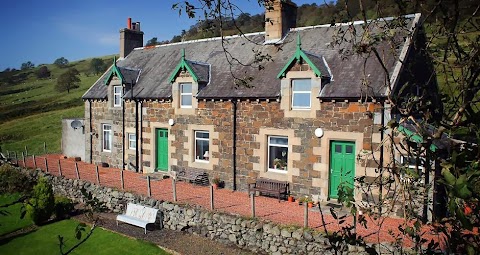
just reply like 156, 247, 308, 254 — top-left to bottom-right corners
24, 146, 28, 157
75, 162, 80, 179
210, 185, 214, 210
14, 151, 17, 165
95, 165, 100, 184
44, 158, 49, 173
120, 170, 124, 190
58, 159, 62, 176
172, 178, 177, 202
44, 142, 47, 154
304, 202, 308, 228
251, 193, 255, 217
22, 152, 26, 167
147, 176, 151, 197
33, 155, 37, 169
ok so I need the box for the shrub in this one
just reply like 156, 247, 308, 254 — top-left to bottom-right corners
54, 196, 74, 219
26, 177, 54, 225
0, 164, 34, 194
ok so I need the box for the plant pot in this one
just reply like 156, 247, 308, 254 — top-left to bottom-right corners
288, 196, 295, 202
212, 183, 218, 190
308, 202, 314, 208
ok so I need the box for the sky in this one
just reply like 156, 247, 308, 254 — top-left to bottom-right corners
0, 0, 319, 71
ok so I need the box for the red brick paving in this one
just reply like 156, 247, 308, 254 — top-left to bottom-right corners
19, 154, 444, 247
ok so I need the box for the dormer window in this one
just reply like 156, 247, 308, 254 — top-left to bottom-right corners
292, 79, 311, 109
180, 83, 192, 108
113, 86, 122, 107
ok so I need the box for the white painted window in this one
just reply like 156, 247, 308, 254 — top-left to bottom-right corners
268, 136, 288, 172
291, 79, 311, 109
195, 131, 209, 162
102, 124, 112, 152
128, 133, 136, 150
113, 86, 122, 107
180, 83, 192, 108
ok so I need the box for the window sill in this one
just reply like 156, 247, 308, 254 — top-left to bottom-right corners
268, 168, 287, 174
194, 159, 209, 164
291, 108, 311, 111
103, 150, 111, 153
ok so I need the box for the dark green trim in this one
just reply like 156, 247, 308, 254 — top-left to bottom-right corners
104, 56, 124, 85
397, 125, 438, 152
168, 49, 199, 83
277, 34, 322, 78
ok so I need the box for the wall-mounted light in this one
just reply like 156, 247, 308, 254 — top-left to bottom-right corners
314, 128, 324, 138
168, 119, 175, 126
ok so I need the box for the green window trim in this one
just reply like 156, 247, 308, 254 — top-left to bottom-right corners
277, 34, 322, 79
168, 49, 199, 83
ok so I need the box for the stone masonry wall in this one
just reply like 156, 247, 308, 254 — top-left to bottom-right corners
32, 169, 372, 255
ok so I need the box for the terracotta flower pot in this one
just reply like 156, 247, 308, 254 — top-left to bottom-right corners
212, 183, 219, 190
288, 196, 294, 202
308, 202, 314, 208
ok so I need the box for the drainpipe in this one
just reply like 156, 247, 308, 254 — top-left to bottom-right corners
122, 85, 125, 171
139, 101, 143, 173
89, 99, 93, 163
232, 99, 237, 191
378, 101, 385, 215
135, 95, 139, 172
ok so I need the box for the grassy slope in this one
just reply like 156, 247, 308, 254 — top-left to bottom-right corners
0, 56, 114, 155
0, 193, 32, 236
0, 219, 169, 255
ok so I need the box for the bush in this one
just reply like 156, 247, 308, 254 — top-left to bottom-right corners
26, 177, 54, 225
54, 196, 74, 219
0, 164, 34, 194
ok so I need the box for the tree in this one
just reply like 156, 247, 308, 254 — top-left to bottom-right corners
146, 37, 159, 46
35, 66, 51, 79
56, 68, 80, 93
20, 61, 34, 70
89, 58, 107, 75
54, 57, 69, 68
26, 177, 54, 225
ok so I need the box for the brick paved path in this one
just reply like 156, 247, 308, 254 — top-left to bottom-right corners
17, 154, 443, 246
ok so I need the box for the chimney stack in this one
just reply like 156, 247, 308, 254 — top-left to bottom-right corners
265, 0, 297, 43
120, 17, 144, 59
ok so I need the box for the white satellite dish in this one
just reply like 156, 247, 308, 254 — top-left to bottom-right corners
70, 120, 83, 130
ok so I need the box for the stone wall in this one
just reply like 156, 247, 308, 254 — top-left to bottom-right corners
34, 169, 372, 255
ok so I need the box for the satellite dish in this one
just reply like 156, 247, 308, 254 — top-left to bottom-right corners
71, 120, 83, 130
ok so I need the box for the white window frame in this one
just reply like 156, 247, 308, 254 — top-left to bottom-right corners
128, 133, 136, 150
102, 124, 112, 152
194, 130, 209, 163
291, 79, 311, 109
268, 135, 288, 173
113, 86, 122, 107
180, 83, 192, 108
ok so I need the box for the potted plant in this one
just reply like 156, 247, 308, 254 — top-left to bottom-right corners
298, 196, 313, 207
288, 195, 295, 202
211, 177, 221, 189
273, 158, 286, 170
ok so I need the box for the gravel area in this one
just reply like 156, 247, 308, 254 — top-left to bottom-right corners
74, 213, 258, 255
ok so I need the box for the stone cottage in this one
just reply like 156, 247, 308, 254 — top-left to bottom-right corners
82, 0, 437, 203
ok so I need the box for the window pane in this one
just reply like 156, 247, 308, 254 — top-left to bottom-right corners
293, 79, 311, 91
269, 145, 288, 170
292, 93, 310, 108
335, 144, 342, 153
181, 95, 192, 106
181, 83, 192, 93
269, 136, 288, 146
195, 131, 209, 162
103, 125, 112, 151
346, 145, 353, 154
196, 131, 209, 139
114, 86, 122, 93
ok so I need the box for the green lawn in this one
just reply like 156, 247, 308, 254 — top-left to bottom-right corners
0, 193, 32, 236
0, 219, 169, 255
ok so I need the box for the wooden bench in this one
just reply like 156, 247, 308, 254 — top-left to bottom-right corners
172, 167, 209, 186
116, 203, 158, 234
248, 178, 290, 202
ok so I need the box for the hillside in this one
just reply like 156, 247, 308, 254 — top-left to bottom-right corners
0, 56, 114, 154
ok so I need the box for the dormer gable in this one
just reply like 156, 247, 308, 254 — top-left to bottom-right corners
169, 49, 210, 84
277, 34, 331, 79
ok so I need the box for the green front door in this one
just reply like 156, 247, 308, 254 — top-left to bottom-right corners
155, 129, 168, 172
329, 141, 355, 198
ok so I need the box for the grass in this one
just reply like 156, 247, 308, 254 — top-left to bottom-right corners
0, 219, 169, 255
0, 193, 32, 236
0, 55, 114, 155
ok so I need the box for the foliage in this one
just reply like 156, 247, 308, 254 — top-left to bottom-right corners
54, 196, 74, 220
89, 58, 108, 75
35, 65, 51, 79
0, 193, 33, 236
56, 68, 80, 93
26, 177, 54, 225
0, 164, 34, 194
20, 61, 34, 70
54, 57, 69, 68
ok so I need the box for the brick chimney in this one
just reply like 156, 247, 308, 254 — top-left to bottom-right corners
265, 0, 297, 43
120, 17, 144, 59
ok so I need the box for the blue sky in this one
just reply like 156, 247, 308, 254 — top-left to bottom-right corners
0, 0, 319, 71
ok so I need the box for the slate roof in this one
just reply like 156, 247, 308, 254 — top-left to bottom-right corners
186, 60, 210, 84
83, 14, 419, 100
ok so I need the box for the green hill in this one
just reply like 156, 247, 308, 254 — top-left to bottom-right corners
0, 56, 114, 155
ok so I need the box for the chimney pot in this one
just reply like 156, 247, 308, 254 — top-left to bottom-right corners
127, 17, 132, 29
